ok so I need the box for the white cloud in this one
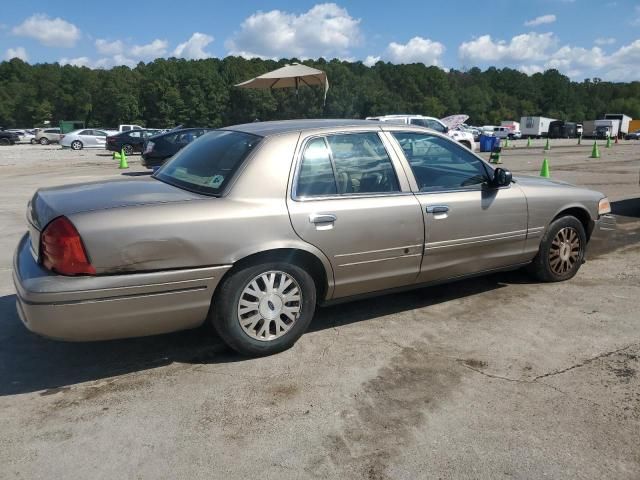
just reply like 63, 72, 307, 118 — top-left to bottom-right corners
130, 39, 168, 59
594, 37, 616, 46
524, 14, 557, 27
4, 46, 28, 61
518, 64, 544, 75
12, 14, 80, 47
363, 55, 381, 67
95, 39, 124, 55
226, 3, 361, 59
59, 56, 91, 67
384, 37, 445, 66
459, 32, 557, 63
174, 32, 214, 59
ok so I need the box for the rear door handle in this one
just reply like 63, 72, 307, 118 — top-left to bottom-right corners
309, 213, 337, 224
426, 205, 449, 214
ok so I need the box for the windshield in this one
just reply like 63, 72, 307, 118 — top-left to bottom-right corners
154, 130, 262, 196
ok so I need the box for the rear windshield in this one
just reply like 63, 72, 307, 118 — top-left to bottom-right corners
154, 130, 261, 196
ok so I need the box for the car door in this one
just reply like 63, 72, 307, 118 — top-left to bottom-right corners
287, 131, 424, 299
77, 130, 95, 147
386, 131, 528, 283
93, 130, 108, 147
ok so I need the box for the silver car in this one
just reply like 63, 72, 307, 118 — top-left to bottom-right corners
60, 129, 115, 150
13, 120, 615, 356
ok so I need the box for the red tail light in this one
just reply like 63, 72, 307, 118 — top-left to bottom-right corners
40, 216, 96, 275
60, 135, 65, 140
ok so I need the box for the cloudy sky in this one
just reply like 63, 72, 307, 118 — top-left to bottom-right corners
2, 0, 640, 81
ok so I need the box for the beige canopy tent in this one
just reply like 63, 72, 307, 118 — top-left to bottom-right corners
235, 63, 329, 105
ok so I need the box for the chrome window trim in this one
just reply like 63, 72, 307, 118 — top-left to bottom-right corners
291, 130, 405, 202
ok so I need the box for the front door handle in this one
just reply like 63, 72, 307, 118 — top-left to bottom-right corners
309, 213, 337, 224
426, 205, 449, 214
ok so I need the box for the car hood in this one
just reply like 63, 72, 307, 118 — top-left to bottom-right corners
513, 174, 573, 188
29, 178, 205, 229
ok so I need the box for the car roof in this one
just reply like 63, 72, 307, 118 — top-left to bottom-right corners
224, 119, 385, 137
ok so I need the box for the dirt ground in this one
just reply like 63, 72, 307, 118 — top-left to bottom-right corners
0, 139, 639, 479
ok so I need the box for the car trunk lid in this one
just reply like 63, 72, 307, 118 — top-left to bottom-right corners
28, 178, 205, 256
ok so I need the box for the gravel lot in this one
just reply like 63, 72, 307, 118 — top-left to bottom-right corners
1, 139, 639, 479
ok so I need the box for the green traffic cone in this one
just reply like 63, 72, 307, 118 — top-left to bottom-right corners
606, 135, 612, 148
113, 151, 121, 160
578, 135, 582, 145
540, 158, 550, 178
118, 148, 129, 169
590, 141, 600, 158
526, 137, 532, 148
544, 137, 550, 151
504, 138, 509, 148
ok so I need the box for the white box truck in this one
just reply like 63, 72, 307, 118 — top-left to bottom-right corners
603, 114, 631, 137
520, 116, 556, 138
594, 119, 620, 139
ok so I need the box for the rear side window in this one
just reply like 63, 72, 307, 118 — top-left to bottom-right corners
297, 138, 337, 197
154, 130, 261, 196
327, 133, 399, 194
295, 132, 399, 198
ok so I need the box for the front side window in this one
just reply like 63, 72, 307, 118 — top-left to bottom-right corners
154, 130, 261, 196
391, 132, 490, 192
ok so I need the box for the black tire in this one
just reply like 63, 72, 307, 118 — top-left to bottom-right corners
122, 144, 134, 155
71, 140, 83, 150
39, 137, 49, 145
30, 138, 37, 144
0, 138, 10, 146
527, 215, 586, 282
210, 262, 316, 356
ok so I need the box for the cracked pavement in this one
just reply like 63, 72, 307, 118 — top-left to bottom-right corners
0, 141, 639, 479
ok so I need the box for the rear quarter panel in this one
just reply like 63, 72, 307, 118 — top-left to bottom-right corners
70, 133, 335, 295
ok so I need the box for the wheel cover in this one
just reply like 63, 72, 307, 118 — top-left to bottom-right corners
237, 270, 302, 342
549, 227, 581, 275
124, 145, 133, 154
72, 141, 81, 149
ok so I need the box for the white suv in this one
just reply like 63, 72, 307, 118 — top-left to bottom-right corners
366, 114, 476, 150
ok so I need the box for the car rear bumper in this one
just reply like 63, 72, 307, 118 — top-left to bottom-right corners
587, 214, 616, 257
13, 233, 231, 341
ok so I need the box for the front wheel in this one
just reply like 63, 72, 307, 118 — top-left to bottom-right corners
71, 140, 83, 150
122, 144, 134, 155
527, 215, 586, 282
30, 138, 37, 144
210, 262, 316, 356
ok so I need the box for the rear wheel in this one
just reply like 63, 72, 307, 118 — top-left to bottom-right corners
527, 215, 586, 282
71, 140, 83, 150
122, 144, 134, 155
30, 138, 37, 144
210, 262, 316, 356
0, 138, 9, 146
39, 137, 49, 145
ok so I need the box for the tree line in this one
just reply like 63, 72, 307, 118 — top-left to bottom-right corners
1, 56, 639, 129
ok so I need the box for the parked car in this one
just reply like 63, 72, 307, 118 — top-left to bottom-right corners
119, 124, 144, 132
625, 129, 640, 140
367, 114, 476, 150
13, 119, 615, 356
7, 129, 36, 143
35, 128, 61, 145
0, 128, 20, 145
60, 129, 114, 150
106, 129, 162, 155
142, 128, 213, 168
493, 126, 521, 139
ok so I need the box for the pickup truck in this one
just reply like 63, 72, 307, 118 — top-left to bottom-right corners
0, 128, 20, 145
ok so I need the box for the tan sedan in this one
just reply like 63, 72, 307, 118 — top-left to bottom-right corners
13, 120, 615, 356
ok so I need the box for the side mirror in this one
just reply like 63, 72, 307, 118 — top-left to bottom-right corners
491, 167, 512, 187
